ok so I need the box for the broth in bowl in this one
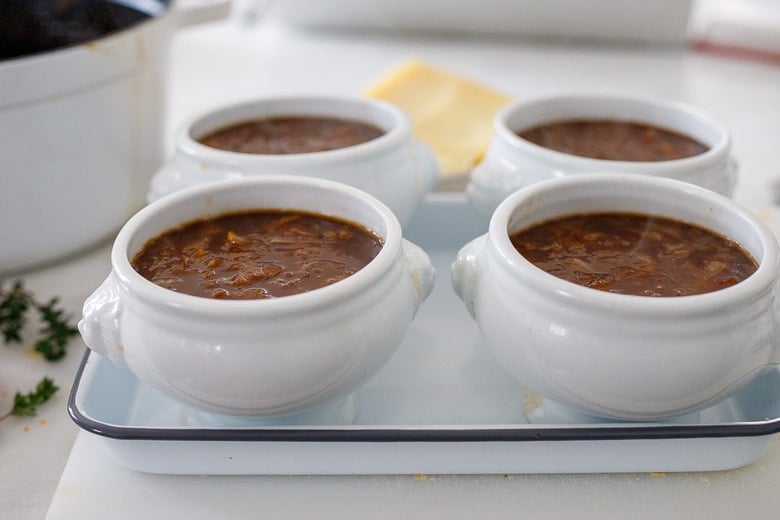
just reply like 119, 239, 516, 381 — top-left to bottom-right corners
132, 209, 384, 300
198, 116, 385, 154
510, 212, 758, 297
517, 120, 709, 162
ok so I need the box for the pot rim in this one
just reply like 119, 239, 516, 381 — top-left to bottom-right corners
0, 0, 173, 109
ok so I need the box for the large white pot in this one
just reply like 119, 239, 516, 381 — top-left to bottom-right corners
0, 0, 230, 274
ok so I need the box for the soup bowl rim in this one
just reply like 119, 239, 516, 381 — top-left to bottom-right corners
488, 173, 778, 316
112, 175, 404, 318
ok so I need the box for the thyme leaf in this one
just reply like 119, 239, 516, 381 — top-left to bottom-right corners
0, 281, 31, 344
0, 280, 78, 361
0, 377, 59, 421
34, 297, 78, 361
1, 281, 77, 423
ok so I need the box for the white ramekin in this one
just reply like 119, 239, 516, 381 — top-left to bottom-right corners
467, 94, 737, 216
80, 176, 435, 419
453, 173, 779, 419
148, 95, 440, 226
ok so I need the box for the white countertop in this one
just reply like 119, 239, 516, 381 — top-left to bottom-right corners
45, 432, 780, 519
2, 9, 780, 519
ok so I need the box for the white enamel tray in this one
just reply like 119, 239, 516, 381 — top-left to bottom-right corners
68, 194, 780, 475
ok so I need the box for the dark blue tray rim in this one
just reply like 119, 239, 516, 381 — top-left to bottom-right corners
68, 350, 780, 443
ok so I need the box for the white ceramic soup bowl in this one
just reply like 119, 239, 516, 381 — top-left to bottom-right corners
452, 173, 780, 420
79, 176, 434, 418
148, 96, 440, 227
467, 94, 737, 216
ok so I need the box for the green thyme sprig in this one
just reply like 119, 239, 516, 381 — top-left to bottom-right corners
34, 297, 77, 361
1, 280, 78, 361
1, 280, 77, 422
0, 377, 59, 421
0, 281, 30, 344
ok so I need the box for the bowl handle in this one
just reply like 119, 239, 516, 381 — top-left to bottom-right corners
450, 235, 486, 319
401, 239, 435, 312
78, 273, 127, 368
175, 0, 232, 28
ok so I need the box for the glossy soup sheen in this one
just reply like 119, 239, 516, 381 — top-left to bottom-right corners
517, 119, 709, 162
510, 213, 758, 297
198, 116, 385, 154
131, 210, 384, 300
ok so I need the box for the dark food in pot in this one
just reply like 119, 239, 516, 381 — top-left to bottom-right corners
0, 0, 154, 60
132, 210, 384, 300
517, 120, 709, 162
510, 213, 758, 296
198, 116, 385, 154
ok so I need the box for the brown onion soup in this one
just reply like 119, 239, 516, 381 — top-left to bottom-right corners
510, 213, 757, 296
517, 120, 709, 162
198, 116, 385, 154
132, 210, 384, 300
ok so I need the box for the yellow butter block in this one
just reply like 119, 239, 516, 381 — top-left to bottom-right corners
365, 60, 512, 177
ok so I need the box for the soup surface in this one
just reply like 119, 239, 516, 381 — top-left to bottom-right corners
510, 213, 757, 297
198, 116, 385, 154
516, 119, 709, 162
132, 210, 384, 300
